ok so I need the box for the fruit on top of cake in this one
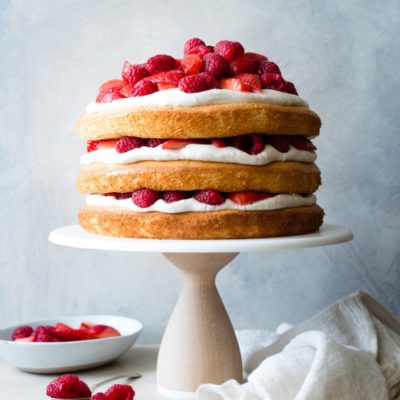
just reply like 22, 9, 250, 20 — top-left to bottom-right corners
46, 374, 91, 399
86, 134, 316, 155
46, 375, 136, 400
94, 38, 299, 102
11, 321, 121, 343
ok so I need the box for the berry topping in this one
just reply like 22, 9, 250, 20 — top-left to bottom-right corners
162, 139, 205, 150
52, 323, 88, 342
280, 81, 298, 95
104, 384, 135, 400
99, 80, 125, 91
178, 72, 216, 93
132, 189, 160, 208
121, 62, 150, 86
147, 138, 166, 147
258, 61, 281, 75
230, 52, 266, 74
184, 37, 206, 55
132, 80, 158, 97
115, 193, 132, 200
92, 394, 106, 400
46, 374, 91, 399
194, 189, 225, 205
267, 135, 290, 153
116, 137, 147, 153
289, 136, 316, 151
260, 72, 284, 90
12, 325, 33, 341
219, 78, 252, 92
214, 40, 245, 62
96, 87, 125, 103
87, 139, 118, 152
233, 134, 265, 155
235, 73, 262, 91
146, 54, 176, 74
203, 53, 229, 79
181, 54, 203, 75
228, 191, 274, 205
211, 138, 231, 148
162, 191, 192, 203
145, 70, 184, 86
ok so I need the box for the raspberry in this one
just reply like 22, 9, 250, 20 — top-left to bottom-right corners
33, 325, 56, 342
184, 38, 206, 55
132, 80, 158, 97
12, 326, 33, 341
181, 54, 203, 75
147, 138, 165, 147
211, 138, 231, 148
260, 72, 284, 90
203, 53, 229, 78
35, 333, 60, 342
258, 61, 281, 75
116, 137, 147, 153
214, 40, 244, 62
145, 70, 184, 85
235, 73, 261, 91
96, 87, 125, 103
194, 190, 225, 205
131, 189, 160, 208
230, 52, 265, 74
280, 81, 298, 95
233, 134, 265, 155
146, 54, 176, 74
289, 136, 316, 151
104, 384, 135, 400
121, 62, 150, 86
178, 72, 216, 93
267, 135, 290, 153
162, 191, 192, 203
115, 193, 133, 200
193, 44, 213, 58
46, 374, 91, 399
92, 394, 106, 400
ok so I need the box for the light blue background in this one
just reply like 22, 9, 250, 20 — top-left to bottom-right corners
1, 0, 399, 343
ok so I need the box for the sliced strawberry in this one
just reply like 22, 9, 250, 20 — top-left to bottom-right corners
228, 191, 274, 205
158, 82, 177, 90
235, 73, 261, 91
96, 87, 125, 103
267, 136, 290, 153
230, 52, 265, 74
53, 323, 88, 342
219, 78, 252, 92
15, 335, 35, 343
87, 139, 118, 152
118, 83, 134, 97
181, 54, 203, 75
211, 138, 231, 148
162, 139, 205, 150
99, 79, 125, 91
145, 70, 184, 85
80, 321, 95, 331
289, 136, 316, 151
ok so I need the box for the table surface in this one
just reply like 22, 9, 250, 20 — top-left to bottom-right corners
1, 345, 167, 399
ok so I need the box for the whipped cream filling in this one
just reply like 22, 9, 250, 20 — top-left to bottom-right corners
86, 88, 308, 113
86, 194, 316, 213
80, 144, 316, 166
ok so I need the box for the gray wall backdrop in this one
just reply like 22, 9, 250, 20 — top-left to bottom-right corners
1, 0, 399, 343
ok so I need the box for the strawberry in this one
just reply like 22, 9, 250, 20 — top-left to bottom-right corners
233, 134, 264, 154
99, 79, 125, 91
219, 78, 252, 92
162, 139, 205, 150
235, 73, 261, 91
145, 70, 184, 85
211, 138, 231, 148
215, 40, 245, 62
289, 136, 316, 151
118, 83, 134, 97
87, 139, 118, 152
157, 82, 177, 90
181, 54, 203, 75
53, 323, 88, 342
230, 52, 265, 74
228, 191, 274, 205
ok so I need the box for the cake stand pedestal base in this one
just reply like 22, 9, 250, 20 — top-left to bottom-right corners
157, 253, 241, 398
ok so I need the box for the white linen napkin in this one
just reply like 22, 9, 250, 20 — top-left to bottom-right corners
197, 292, 400, 400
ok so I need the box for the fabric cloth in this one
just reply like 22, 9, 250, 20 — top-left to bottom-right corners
197, 292, 400, 400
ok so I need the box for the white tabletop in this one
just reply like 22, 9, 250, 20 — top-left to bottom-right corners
1, 345, 165, 399
49, 224, 353, 253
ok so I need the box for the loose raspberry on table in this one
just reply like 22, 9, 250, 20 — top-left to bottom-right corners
46, 374, 91, 399
184, 37, 206, 55
162, 191, 192, 203
122, 62, 150, 86
91, 393, 106, 400
258, 60, 281, 75
214, 40, 244, 62
194, 189, 225, 205
12, 325, 33, 341
233, 134, 265, 155
230, 52, 265, 74
132, 80, 158, 97
116, 137, 147, 153
131, 189, 160, 208
178, 72, 216, 93
104, 384, 135, 400
146, 54, 176, 74
267, 135, 290, 153
203, 53, 229, 78
147, 138, 165, 147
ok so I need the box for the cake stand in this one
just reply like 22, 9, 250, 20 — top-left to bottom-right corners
49, 224, 352, 399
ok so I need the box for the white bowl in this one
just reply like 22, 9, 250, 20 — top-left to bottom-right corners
0, 315, 143, 373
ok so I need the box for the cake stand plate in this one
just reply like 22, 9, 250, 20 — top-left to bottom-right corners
49, 224, 352, 399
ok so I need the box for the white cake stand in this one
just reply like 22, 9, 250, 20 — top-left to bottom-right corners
49, 224, 352, 399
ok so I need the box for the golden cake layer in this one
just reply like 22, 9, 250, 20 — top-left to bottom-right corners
79, 205, 324, 239
77, 161, 321, 194
78, 103, 321, 140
